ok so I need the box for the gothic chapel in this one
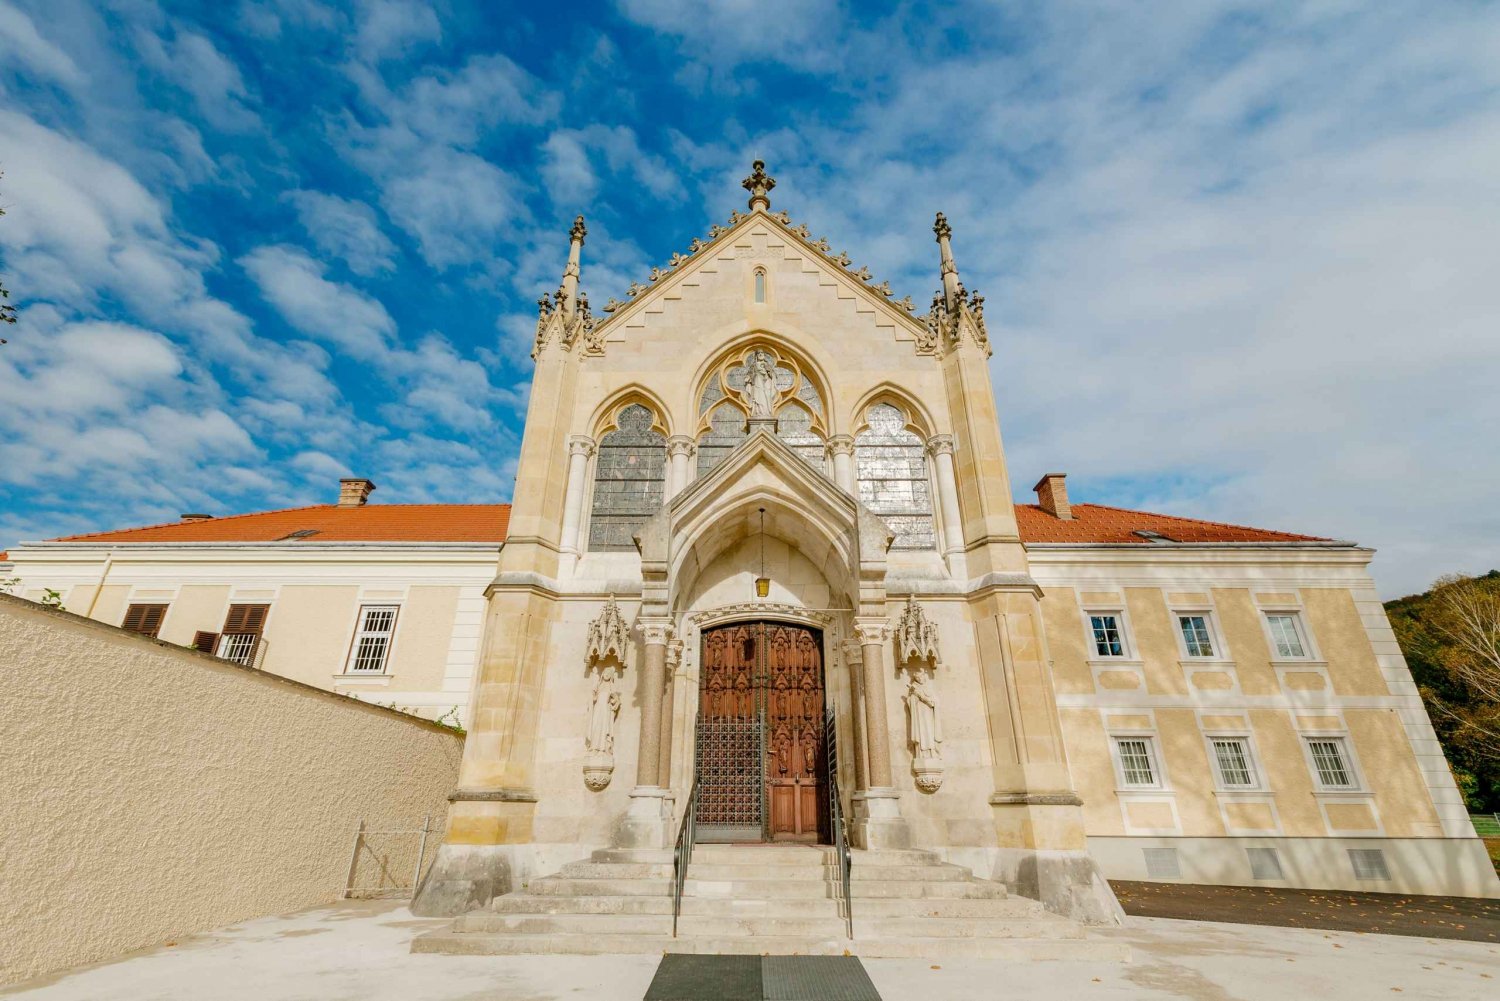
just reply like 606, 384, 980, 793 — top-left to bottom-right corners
403, 162, 1497, 953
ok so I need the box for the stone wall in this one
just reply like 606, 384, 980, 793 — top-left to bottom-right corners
0, 594, 463, 985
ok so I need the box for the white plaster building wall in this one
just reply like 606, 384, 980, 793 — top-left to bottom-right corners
1, 544, 498, 725
0, 594, 463, 985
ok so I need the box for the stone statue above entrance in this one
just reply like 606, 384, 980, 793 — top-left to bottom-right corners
696, 344, 828, 476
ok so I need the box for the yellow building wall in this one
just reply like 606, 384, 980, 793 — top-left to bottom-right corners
1304, 588, 1389, 695
260, 585, 360, 686
157, 585, 232, 647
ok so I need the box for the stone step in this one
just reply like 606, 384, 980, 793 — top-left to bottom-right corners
526, 877, 672, 896
685, 862, 970, 882
689, 846, 944, 867
679, 896, 1031, 919
555, 861, 674, 879
681, 877, 1007, 900
412, 930, 1131, 961
457, 912, 675, 936
489, 894, 674, 915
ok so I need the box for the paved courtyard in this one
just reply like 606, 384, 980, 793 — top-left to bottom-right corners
3, 899, 1496, 1001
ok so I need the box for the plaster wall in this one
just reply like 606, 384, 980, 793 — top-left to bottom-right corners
0, 594, 464, 985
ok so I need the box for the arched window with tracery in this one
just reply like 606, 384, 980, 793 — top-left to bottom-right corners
695, 346, 827, 477
855, 402, 935, 550
588, 403, 667, 551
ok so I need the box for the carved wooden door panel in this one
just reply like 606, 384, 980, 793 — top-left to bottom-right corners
695, 622, 826, 843
764, 623, 825, 842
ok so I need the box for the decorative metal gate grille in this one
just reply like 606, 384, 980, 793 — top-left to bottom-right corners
693, 714, 765, 842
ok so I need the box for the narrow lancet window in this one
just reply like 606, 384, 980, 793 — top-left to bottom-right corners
754, 268, 766, 303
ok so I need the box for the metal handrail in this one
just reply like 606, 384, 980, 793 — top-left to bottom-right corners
825, 703, 853, 938
671, 780, 699, 936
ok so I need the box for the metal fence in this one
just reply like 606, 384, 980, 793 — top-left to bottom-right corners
343, 816, 436, 899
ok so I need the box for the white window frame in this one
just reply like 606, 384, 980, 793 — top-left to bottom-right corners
1262, 609, 1315, 661
345, 604, 400, 675
1082, 608, 1132, 660
1172, 608, 1225, 660
1303, 735, 1362, 791
1205, 734, 1262, 791
1111, 735, 1164, 790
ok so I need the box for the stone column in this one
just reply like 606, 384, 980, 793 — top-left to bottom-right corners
619, 618, 674, 849
841, 638, 868, 792
665, 436, 695, 500
850, 617, 910, 849
926, 434, 964, 558
657, 637, 683, 788
558, 436, 595, 556
826, 435, 856, 494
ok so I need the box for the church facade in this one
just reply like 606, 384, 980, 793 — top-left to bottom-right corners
7, 163, 1495, 934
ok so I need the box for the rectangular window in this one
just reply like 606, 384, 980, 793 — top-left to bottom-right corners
1246, 847, 1285, 880
1348, 848, 1391, 881
1265, 613, 1308, 659
1178, 614, 1215, 657
1089, 614, 1126, 658
122, 603, 169, 638
347, 605, 399, 674
217, 603, 269, 666
1114, 737, 1158, 787
1210, 737, 1256, 788
1307, 738, 1355, 789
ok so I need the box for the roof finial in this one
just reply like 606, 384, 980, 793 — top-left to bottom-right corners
934, 212, 959, 310
742, 159, 776, 212
560, 215, 586, 318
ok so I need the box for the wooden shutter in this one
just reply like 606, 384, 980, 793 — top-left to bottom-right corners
192, 631, 219, 652
122, 603, 168, 638
222, 604, 270, 635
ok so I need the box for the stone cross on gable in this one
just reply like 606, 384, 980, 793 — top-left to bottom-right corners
742, 159, 776, 211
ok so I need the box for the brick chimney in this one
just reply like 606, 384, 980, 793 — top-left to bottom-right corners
338, 478, 376, 507
179, 513, 214, 523
1033, 473, 1072, 520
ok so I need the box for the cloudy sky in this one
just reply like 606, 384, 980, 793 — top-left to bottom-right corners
1, 0, 1497, 597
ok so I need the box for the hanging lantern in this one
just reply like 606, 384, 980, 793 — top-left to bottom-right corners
755, 507, 770, 598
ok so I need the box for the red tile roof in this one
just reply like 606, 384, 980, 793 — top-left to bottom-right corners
1014, 503, 1327, 544
43, 501, 1324, 546
50, 504, 511, 544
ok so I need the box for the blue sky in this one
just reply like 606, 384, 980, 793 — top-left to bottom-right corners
2, 1, 1498, 597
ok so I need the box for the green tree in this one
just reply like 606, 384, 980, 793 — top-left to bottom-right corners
1387, 570, 1500, 812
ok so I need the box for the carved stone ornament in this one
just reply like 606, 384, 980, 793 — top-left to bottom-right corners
903, 668, 943, 792
585, 595, 631, 667
894, 594, 941, 668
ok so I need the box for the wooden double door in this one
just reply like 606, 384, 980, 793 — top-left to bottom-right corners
695, 622, 828, 843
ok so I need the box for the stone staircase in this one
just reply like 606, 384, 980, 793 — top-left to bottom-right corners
412, 844, 1128, 960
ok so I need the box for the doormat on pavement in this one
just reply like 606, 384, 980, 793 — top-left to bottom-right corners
643, 954, 881, 1001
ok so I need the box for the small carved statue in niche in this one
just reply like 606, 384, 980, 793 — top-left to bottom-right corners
583, 664, 621, 792
904, 669, 943, 792
741, 350, 779, 419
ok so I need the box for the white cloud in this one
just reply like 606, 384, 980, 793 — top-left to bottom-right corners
133, 24, 260, 132
0, 1, 85, 89
541, 124, 683, 208
379, 147, 523, 271
354, 0, 441, 63
615, 0, 842, 73
239, 244, 397, 359
285, 190, 397, 276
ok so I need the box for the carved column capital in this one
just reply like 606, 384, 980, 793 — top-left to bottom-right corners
666, 435, 697, 458
568, 435, 597, 458
924, 434, 955, 457
840, 638, 864, 665
826, 434, 856, 457
637, 617, 674, 647
854, 619, 890, 647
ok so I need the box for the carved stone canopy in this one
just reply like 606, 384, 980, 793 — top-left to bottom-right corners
894, 594, 941, 668
585, 595, 631, 667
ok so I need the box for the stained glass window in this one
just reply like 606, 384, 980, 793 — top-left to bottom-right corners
589, 404, 667, 551
855, 403, 935, 550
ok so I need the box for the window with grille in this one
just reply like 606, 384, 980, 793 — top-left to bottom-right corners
1246, 847, 1285, 880
1089, 613, 1126, 657
1348, 848, 1390, 880
122, 603, 169, 638
1142, 847, 1181, 879
855, 403, 935, 550
1178, 614, 1215, 657
1265, 613, 1308, 658
589, 403, 667, 552
217, 603, 268, 666
1210, 737, 1256, 788
1114, 737, 1158, 787
1307, 738, 1355, 789
347, 605, 399, 674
